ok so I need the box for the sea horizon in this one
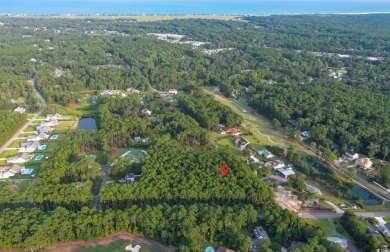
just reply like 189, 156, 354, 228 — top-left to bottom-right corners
0, 1, 390, 15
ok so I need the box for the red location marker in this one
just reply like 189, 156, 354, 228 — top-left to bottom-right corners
221, 164, 229, 176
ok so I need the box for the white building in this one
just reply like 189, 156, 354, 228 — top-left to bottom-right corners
343, 150, 359, 161
257, 149, 274, 159
46, 113, 61, 121
168, 89, 178, 95
19, 142, 40, 152
14, 107, 26, 114
7, 153, 30, 164
26, 133, 49, 142
356, 158, 373, 169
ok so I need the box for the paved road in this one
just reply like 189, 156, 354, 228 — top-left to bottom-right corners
0, 114, 39, 153
0, 67, 46, 155
94, 165, 111, 210
300, 211, 390, 219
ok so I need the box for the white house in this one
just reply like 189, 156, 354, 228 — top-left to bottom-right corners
301, 131, 312, 138
19, 142, 40, 152
257, 149, 274, 159
168, 89, 178, 95
356, 158, 373, 169
26, 133, 49, 142
0, 164, 24, 178
7, 153, 30, 164
140, 108, 152, 116
41, 119, 58, 127
277, 168, 295, 179
267, 159, 285, 169
343, 150, 359, 161
327, 237, 348, 249
14, 107, 26, 114
36, 125, 53, 133
46, 113, 62, 121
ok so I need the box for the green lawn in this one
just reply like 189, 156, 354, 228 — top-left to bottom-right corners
304, 219, 332, 234
383, 217, 390, 223
9, 140, 23, 148
79, 151, 107, 165
0, 150, 19, 158
72, 239, 160, 252
203, 87, 314, 157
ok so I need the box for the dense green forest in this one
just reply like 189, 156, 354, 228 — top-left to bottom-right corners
0, 15, 385, 159
0, 111, 26, 145
0, 14, 389, 250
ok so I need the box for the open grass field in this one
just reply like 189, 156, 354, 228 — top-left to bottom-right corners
57, 120, 78, 129
304, 219, 333, 234
79, 151, 107, 165
0, 150, 19, 158
383, 217, 390, 223
203, 87, 314, 156
71, 239, 160, 252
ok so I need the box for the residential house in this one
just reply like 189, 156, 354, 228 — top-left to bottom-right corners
7, 153, 30, 164
278, 168, 295, 179
140, 108, 152, 116
343, 150, 359, 161
327, 237, 348, 249
14, 107, 26, 114
19, 141, 40, 152
235, 137, 250, 149
226, 128, 240, 136
355, 158, 373, 169
125, 173, 135, 184
218, 130, 227, 135
100, 90, 117, 96
216, 247, 235, 252
134, 136, 149, 144
46, 113, 62, 121
168, 89, 178, 95
8, 164, 24, 175
26, 132, 49, 142
267, 159, 285, 169
41, 119, 58, 127
36, 125, 53, 133
301, 131, 312, 138
305, 183, 322, 195
0, 164, 25, 178
257, 149, 274, 159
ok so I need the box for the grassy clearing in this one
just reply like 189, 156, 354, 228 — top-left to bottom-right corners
203, 87, 313, 156
57, 120, 78, 129
304, 219, 333, 234
71, 239, 160, 252
9, 140, 23, 148
79, 151, 107, 165
383, 217, 390, 223
0, 150, 19, 158
363, 204, 390, 212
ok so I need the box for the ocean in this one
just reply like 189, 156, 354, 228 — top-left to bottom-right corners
0, 0, 389, 15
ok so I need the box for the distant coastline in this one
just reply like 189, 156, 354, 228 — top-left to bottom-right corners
0, 1, 389, 15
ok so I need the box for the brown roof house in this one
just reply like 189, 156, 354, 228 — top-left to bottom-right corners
7, 153, 30, 164
216, 247, 235, 252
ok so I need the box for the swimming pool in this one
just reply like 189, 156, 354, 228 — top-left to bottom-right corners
21, 169, 33, 174
35, 155, 43, 161
50, 135, 58, 140
38, 145, 47, 150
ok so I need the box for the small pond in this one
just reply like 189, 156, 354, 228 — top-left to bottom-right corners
351, 185, 379, 205
78, 117, 97, 130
